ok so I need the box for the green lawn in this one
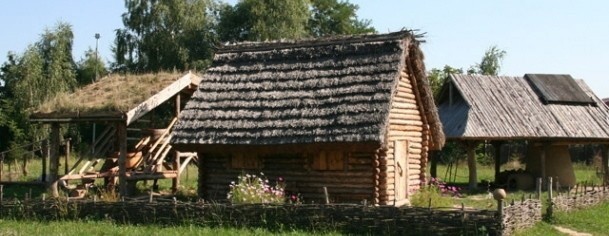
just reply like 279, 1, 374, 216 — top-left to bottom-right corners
516, 202, 609, 235
0, 219, 338, 236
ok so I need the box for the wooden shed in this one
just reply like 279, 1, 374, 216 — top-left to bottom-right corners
170, 31, 445, 206
31, 72, 201, 197
437, 74, 609, 188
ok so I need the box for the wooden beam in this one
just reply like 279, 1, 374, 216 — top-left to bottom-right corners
602, 145, 609, 184
540, 142, 549, 180
48, 124, 61, 197
492, 141, 504, 182
125, 72, 193, 126
117, 122, 128, 196
463, 141, 478, 190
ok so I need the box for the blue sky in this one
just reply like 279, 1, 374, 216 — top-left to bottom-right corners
1, 1, 607, 98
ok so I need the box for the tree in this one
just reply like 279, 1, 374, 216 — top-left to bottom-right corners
427, 65, 463, 100
76, 48, 108, 86
113, 0, 219, 72
308, 0, 375, 37
217, 0, 375, 42
468, 45, 506, 76
0, 22, 77, 151
217, 0, 310, 41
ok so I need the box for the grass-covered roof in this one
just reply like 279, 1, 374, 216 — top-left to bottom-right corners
32, 72, 199, 122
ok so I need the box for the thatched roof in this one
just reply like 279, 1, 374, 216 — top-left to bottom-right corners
31, 72, 202, 124
603, 98, 609, 106
438, 74, 609, 142
171, 31, 445, 148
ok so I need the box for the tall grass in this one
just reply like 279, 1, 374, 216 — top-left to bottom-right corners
0, 219, 339, 236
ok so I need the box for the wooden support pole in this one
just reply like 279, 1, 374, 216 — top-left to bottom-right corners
602, 145, 609, 185
465, 141, 478, 190
430, 151, 438, 178
64, 138, 70, 175
0, 153, 4, 182
42, 139, 49, 183
492, 141, 504, 182
172, 94, 181, 194
48, 123, 61, 197
540, 143, 549, 180
117, 122, 128, 197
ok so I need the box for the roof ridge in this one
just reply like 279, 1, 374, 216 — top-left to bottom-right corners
217, 30, 423, 53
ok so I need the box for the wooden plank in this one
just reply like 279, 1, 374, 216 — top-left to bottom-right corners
126, 73, 193, 126
327, 151, 344, 170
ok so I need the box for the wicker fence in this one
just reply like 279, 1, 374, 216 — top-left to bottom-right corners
0, 197, 520, 235
552, 184, 609, 212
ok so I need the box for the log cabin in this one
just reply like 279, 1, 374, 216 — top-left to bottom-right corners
437, 74, 609, 189
171, 31, 445, 206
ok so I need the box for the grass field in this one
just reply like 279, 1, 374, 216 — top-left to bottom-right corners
515, 201, 609, 235
0, 219, 338, 236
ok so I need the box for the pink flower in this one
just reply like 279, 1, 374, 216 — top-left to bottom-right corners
278, 177, 284, 182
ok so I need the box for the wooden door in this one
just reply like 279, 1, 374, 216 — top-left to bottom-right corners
394, 140, 409, 202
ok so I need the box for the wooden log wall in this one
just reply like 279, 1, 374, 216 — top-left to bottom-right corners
199, 150, 376, 204
383, 68, 429, 203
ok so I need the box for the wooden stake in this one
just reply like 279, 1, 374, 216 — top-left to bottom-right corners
536, 178, 542, 199
323, 186, 330, 204
42, 139, 48, 183
0, 185, 3, 203
0, 153, 4, 182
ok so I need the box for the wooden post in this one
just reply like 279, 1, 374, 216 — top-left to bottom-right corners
540, 143, 549, 181
117, 122, 128, 197
465, 141, 478, 190
323, 186, 330, 204
0, 185, 3, 203
0, 153, 4, 182
536, 177, 542, 199
547, 177, 553, 218
492, 141, 503, 182
48, 123, 61, 197
430, 151, 438, 178
602, 145, 609, 185
64, 138, 70, 174
42, 139, 49, 183
172, 94, 181, 194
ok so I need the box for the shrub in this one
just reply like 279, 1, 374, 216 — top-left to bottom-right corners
410, 178, 461, 208
227, 173, 286, 204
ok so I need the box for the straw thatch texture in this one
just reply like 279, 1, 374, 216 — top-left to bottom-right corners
171, 31, 444, 146
439, 74, 609, 141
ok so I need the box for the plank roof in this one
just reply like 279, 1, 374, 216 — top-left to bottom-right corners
171, 31, 445, 148
438, 74, 609, 142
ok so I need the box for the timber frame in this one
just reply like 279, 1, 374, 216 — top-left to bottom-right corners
31, 72, 202, 197
436, 74, 609, 188
171, 31, 445, 205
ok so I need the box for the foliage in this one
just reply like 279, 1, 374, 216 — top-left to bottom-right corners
410, 177, 460, 208
308, 0, 375, 37
113, 0, 219, 72
0, 22, 77, 152
467, 45, 506, 76
228, 172, 288, 204
76, 48, 107, 86
217, 0, 310, 41
427, 66, 463, 101
218, 0, 375, 42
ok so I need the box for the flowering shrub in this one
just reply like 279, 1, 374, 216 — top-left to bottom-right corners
429, 177, 462, 197
228, 172, 293, 204
410, 177, 461, 208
